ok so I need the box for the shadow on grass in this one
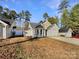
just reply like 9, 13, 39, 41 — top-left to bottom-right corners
0, 35, 24, 42
27, 37, 39, 41
9, 35, 24, 38
26, 37, 46, 41
0, 37, 44, 47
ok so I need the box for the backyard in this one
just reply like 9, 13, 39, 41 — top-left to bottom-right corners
0, 37, 79, 59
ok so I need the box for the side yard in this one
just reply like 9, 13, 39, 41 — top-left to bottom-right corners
0, 37, 79, 59
50, 37, 79, 45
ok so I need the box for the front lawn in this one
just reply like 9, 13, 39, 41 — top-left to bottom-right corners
0, 37, 79, 59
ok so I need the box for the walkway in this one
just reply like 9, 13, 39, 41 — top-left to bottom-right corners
50, 37, 79, 46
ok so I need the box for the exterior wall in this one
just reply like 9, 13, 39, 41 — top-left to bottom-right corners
0, 25, 10, 39
6, 26, 12, 38
59, 33, 66, 37
0, 20, 8, 39
65, 29, 72, 37
10, 21, 16, 29
42, 20, 51, 29
47, 24, 59, 37
59, 29, 72, 38
0, 20, 15, 39
0, 26, 3, 39
24, 23, 35, 38
24, 29, 34, 37
3, 26, 6, 39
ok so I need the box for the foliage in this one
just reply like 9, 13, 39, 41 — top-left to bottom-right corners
58, 0, 69, 13
58, 0, 77, 29
4, 7, 10, 14
43, 12, 58, 24
0, 5, 32, 21
19, 10, 31, 21
0, 6, 3, 13
43, 12, 49, 19
61, 9, 69, 27
0, 5, 17, 19
0, 6, 3, 17
58, 0, 70, 28
70, 4, 79, 25
48, 17, 58, 24
59, 2, 79, 29
9, 10, 17, 19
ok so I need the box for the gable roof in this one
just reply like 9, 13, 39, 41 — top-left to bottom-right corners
30, 22, 38, 29
24, 22, 38, 30
59, 27, 71, 33
35, 24, 44, 28
35, 20, 58, 29
0, 20, 8, 26
41, 20, 51, 29
47, 24, 59, 30
0, 18, 14, 26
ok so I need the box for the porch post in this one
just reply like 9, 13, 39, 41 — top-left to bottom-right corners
43, 29, 45, 37
39, 28, 40, 37
3, 26, 6, 39
42, 29, 43, 37
44, 29, 45, 37
35, 29, 37, 37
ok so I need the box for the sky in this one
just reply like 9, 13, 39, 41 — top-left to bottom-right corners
0, 0, 79, 23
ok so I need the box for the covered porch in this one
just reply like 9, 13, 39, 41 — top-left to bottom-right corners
35, 25, 47, 37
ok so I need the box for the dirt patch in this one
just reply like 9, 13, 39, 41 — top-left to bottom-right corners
0, 45, 16, 59
0, 37, 28, 47
0, 37, 79, 59
20, 38, 79, 59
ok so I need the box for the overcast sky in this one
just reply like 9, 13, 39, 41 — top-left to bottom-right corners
0, 0, 79, 23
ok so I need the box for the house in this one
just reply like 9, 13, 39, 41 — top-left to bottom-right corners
24, 20, 59, 38
23, 22, 38, 38
0, 18, 16, 39
59, 27, 73, 37
35, 20, 59, 37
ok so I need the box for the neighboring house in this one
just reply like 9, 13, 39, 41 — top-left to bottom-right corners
24, 20, 59, 38
23, 22, 38, 38
35, 20, 59, 37
0, 18, 16, 39
59, 27, 73, 37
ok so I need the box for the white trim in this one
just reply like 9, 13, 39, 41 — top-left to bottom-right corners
0, 20, 8, 26
3, 26, 6, 39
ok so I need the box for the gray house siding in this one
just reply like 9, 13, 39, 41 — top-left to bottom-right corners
47, 24, 59, 37
6, 26, 11, 38
0, 26, 3, 39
